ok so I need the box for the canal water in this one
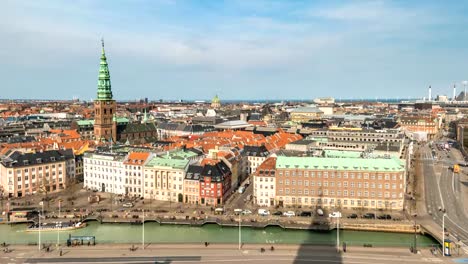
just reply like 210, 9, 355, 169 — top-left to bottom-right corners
0, 222, 438, 246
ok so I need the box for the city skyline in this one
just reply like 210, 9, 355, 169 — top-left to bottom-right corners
1, 0, 468, 100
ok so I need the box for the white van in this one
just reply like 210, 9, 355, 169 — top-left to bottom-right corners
258, 209, 270, 216
238, 186, 245, 194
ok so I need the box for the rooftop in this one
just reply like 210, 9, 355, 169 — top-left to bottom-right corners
276, 156, 405, 172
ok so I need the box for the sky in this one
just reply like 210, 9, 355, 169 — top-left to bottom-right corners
1, 0, 468, 101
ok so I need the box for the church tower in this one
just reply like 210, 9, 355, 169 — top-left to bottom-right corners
94, 39, 117, 142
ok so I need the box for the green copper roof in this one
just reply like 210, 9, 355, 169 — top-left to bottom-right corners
212, 94, 220, 103
77, 119, 94, 126
146, 156, 190, 170
276, 156, 405, 172
96, 39, 113, 101
165, 149, 198, 159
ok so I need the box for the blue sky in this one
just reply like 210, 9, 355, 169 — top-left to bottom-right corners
1, 0, 468, 101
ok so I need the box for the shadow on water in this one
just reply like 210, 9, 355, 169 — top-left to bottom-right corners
292, 207, 342, 264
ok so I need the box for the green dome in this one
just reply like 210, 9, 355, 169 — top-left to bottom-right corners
212, 95, 220, 103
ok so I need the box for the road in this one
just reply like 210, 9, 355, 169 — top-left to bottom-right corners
225, 180, 254, 212
418, 143, 468, 251
2, 244, 453, 264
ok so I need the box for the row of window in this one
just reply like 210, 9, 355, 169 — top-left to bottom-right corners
10, 165, 63, 174
278, 170, 402, 180
278, 180, 401, 189
278, 188, 402, 198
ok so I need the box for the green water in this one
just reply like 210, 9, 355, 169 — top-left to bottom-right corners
0, 222, 437, 247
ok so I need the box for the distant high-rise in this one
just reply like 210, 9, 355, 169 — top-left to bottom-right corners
94, 39, 116, 142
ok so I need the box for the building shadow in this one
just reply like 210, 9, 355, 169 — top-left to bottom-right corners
292, 207, 343, 264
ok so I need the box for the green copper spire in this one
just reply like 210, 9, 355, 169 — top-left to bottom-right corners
97, 38, 113, 100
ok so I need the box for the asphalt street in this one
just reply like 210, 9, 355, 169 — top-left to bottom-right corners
4, 245, 451, 264
420, 144, 468, 247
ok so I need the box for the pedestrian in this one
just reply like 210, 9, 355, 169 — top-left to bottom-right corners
60, 249, 62, 256
204, 242, 208, 247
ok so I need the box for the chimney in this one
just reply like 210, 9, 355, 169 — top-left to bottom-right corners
428, 85, 432, 101
453, 84, 456, 101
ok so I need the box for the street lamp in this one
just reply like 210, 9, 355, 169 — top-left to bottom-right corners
442, 213, 447, 257
329, 211, 342, 252
238, 213, 242, 250
38, 201, 44, 251
142, 210, 145, 250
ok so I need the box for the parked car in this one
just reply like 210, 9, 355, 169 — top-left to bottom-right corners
347, 213, 358, 219
377, 214, 392, 220
122, 202, 134, 208
242, 209, 252, 215
316, 208, 324, 216
258, 209, 270, 216
272, 211, 283, 216
238, 186, 246, 194
283, 211, 296, 217
234, 209, 243, 215
299, 211, 312, 217
362, 213, 376, 219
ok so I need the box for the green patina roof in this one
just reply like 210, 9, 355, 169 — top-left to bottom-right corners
77, 120, 94, 126
96, 39, 113, 101
166, 149, 198, 159
146, 156, 190, 169
114, 117, 129, 124
276, 156, 405, 172
323, 150, 362, 158
212, 94, 220, 103
76, 117, 128, 127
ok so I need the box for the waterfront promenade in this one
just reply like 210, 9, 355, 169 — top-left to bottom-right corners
1, 243, 455, 264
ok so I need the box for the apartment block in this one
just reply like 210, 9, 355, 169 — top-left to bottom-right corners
83, 151, 126, 194
1, 149, 75, 197
253, 157, 276, 206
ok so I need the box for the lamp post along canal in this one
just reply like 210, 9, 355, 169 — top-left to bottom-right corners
238, 213, 241, 250
329, 211, 342, 252
38, 201, 44, 251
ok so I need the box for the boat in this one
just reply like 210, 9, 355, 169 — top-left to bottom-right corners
26, 221, 86, 232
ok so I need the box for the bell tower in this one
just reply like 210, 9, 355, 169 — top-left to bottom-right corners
94, 39, 117, 142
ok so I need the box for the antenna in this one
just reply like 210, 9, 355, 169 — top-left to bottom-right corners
453, 83, 456, 102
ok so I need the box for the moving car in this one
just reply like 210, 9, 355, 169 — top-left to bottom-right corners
123, 203, 134, 208
283, 211, 295, 217
316, 208, 324, 216
362, 213, 376, 219
377, 214, 392, 220
299, 211, 312, 217
242, 209, 252, 215
234, 209, 243, 215
347, 213, 358, 219
258, 209, 270, 216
